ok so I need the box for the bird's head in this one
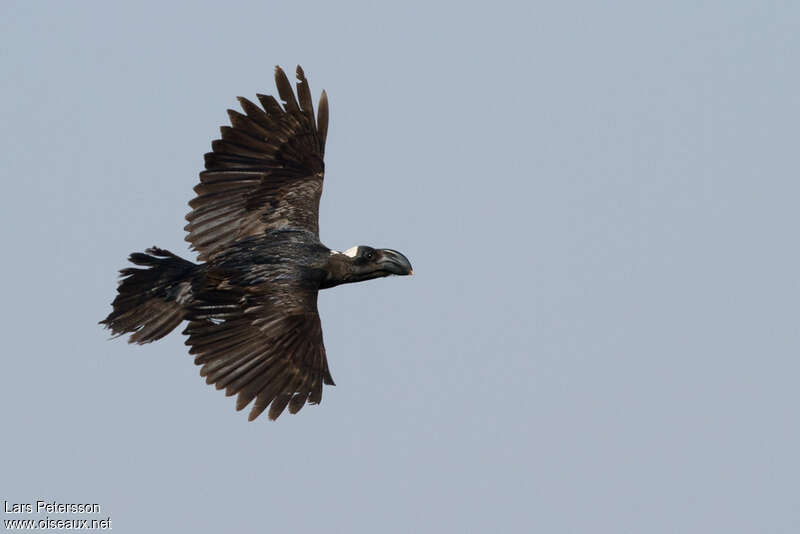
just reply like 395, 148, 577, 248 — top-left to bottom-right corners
323, 246, 413, 287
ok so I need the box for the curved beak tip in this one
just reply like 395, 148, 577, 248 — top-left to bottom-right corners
379, 249, 413, 276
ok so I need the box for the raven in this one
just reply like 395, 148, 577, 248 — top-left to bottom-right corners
101, 66, 413, 421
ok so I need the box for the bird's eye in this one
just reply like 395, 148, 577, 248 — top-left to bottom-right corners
364, 250, 375, 261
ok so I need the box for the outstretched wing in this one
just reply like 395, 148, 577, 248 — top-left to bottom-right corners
185, 65, 329, 262
183, 278, 334, 421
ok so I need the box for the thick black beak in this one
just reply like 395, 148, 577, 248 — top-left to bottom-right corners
377, 249, 413, 276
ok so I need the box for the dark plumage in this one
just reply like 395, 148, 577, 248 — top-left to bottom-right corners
101, 66, 413, 421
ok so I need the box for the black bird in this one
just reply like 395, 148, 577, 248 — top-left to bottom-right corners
101, 66, 413, 421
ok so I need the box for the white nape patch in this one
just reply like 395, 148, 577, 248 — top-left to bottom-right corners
342, 246, 359, 258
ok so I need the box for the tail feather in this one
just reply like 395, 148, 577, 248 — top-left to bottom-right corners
101, 247, 197, 344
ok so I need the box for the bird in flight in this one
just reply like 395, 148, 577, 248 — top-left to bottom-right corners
101, 66, 413, 421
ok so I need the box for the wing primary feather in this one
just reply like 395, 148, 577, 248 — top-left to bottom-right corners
200, 341, 260, 380
274, 66, 299, 113
317, 90, 329, 153
236, 97, 272, 129
309, 376, 323, 405
288, 392, 308, 414
269, 393, 292, 420
256, 93, 284, 117
295, 65, 316, 130
232, 330, 300, 409
248, 372, 292, 421
227, 109, 271, 139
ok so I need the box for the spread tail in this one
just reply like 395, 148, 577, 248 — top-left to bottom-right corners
100, 247, 197, 344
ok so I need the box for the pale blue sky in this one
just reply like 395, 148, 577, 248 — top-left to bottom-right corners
2, 1, 799, 532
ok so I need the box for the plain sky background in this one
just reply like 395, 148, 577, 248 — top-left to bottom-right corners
2, 1, 799, 532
